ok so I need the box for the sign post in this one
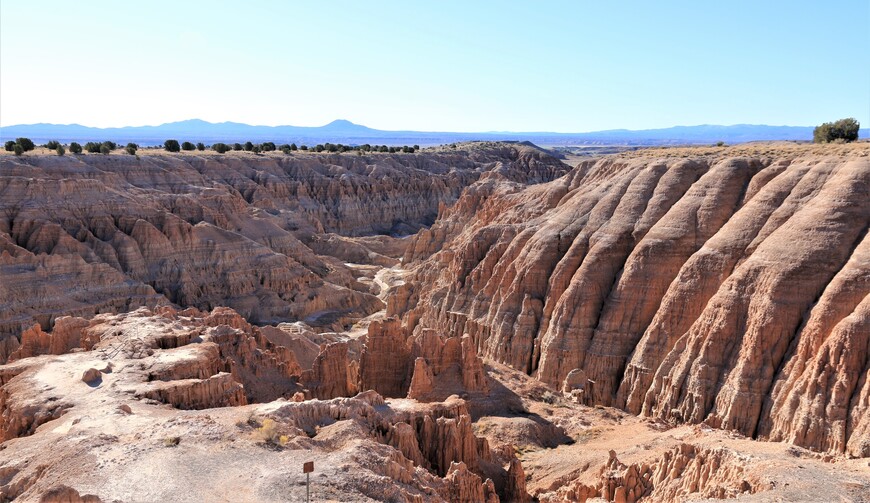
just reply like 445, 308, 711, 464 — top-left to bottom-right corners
303, 461, 314, 503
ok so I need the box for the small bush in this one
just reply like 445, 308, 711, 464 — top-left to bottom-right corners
256, 418, 288, 447
261, 142, 276, 152
233, 143, 243, 151
100, 144, 111, 155
15, 138, 35, 151
13, 144, 23, 156
69, 142, 82, 154
181, 141, 196, 151
244, 141, 254, 151
164, 139, 181, 152
45, 140, 60, 149
212, 142, 231, 154
4, 140, 15, 151
56, 145, 65, 156
814, 118, 860, 143
196, 142, 205, 151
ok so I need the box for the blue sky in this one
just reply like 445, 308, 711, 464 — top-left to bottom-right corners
1, 0, 868, 131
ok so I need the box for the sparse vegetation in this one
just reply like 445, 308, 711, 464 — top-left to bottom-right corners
100, 144, 111, 155
56, 145, 65, 156
45, 140, 60, 150
125, 143, 138, 155
813, 118, 860, 143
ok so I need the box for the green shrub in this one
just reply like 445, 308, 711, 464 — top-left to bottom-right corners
196, 142, 205, 151
100, 144, 111, 155
15, 138, 35, 151
181, 141, 196, 151
212, 142, 231, 154
69, 142, 82, 154
814, 118, 860, 143
13, 144, 23, 156
244, 141, 254, 151
45, 140, 60, 149
4, 140, 15, 151
56, 145, 65, 156
233, 143, 243, 151
164, 139, 181, 152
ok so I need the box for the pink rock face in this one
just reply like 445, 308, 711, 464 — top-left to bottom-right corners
399, 151, 870, 455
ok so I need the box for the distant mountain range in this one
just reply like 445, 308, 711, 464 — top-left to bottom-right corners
1, 119, 866, 146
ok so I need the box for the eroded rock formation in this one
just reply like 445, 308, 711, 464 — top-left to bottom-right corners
0, 144, 568, 359
398, 149, 870, 456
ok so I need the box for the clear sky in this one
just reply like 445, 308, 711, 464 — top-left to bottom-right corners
1, 0, 868, 132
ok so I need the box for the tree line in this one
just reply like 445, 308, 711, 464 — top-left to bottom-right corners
4, 137, 422, 157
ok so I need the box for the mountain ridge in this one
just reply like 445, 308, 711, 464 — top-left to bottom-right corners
1, 118, 866, 146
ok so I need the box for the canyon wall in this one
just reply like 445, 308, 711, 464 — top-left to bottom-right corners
0, 145, 568, 361
398, 150, 870, 456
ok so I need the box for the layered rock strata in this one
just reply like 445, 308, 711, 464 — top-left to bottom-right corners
397, 149, 870, 456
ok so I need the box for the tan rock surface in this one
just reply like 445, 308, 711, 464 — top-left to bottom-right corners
398, 145, 870, 457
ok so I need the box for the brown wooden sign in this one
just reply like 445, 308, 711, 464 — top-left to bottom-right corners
303, 461, 314, 473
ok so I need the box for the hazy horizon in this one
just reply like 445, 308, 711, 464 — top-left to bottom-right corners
2, 1, 869, 131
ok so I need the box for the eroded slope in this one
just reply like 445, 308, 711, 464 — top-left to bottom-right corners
397, 145, 870, 457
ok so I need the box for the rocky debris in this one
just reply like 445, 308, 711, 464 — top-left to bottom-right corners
80, 368, 101, 384
397, 150, 870, 456
39, 485, 102, 503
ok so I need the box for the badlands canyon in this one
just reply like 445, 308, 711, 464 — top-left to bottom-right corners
0, 141, 868, 502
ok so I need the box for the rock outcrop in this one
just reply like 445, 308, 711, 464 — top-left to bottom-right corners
397, 149, 870, 456
548, 445, 756, 502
